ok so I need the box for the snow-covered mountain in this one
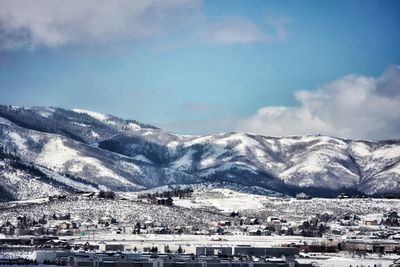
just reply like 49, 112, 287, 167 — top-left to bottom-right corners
0, 104, 399, 200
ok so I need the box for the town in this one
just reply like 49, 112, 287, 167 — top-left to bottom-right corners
0, 189, 399, 267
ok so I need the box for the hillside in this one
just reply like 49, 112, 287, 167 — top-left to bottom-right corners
0, 105, 399, 200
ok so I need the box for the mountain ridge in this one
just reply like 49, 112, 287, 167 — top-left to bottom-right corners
0, 104, 399, 201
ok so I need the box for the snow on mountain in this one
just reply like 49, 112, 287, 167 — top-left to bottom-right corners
35, 106, 56, 118
72, 108, 109, 122
278, 136, 360, 189
132, 155, 153, 164
0, 117, 200, 199
36, 137, 137, 187
0, 104, 399, 200
100, 130, 400, 196
8, 131, 28, 152
127, 122, 141, 131
0, 160, 62, 201
349, 140, 400, 194
172, 149, 195, 170
0, 105, 157, 144
0, 116, 12, 126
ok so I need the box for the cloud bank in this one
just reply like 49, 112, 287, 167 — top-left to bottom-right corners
237, 65, 400, 140
0, 0, 288, 49
0, 0, 202, 49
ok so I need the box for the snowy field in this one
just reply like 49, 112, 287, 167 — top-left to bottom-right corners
173, 188, 268, 211
169, 188, 400, 221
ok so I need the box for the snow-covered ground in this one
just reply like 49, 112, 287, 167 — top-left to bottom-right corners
173, 188, 268, 212
0, 189, 399, 267
145, 188, 400, 222
297, 255, 396, 267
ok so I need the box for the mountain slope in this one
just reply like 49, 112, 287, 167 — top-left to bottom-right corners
100, 132, 400, 195
0, 105, 399, 200
0, 105, 157, 144
0, 118, 201, 200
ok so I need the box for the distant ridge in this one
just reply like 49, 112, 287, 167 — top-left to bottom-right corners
0, 104, 399, 201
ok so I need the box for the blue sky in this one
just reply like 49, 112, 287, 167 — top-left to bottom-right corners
0, 0, 399, 138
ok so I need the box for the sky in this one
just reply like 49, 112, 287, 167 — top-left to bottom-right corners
0, 0, 399, 139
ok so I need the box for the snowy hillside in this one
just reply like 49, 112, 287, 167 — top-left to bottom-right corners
0, 105, 157, 144
0, 104, 399, 200
101, 132, 400, 195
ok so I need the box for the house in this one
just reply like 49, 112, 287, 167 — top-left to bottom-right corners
152, 226, 169, 234
299, 244, 336, 253
217, 221, 231, 227
363, 219, 378, 226
156, 197, 173, 206
331, 228, 343, 235
148, 197, 173, 206
389, 234, 400, 240
59, 222, 71, 229
267, 216, 280, 223
196, 246, 233, 256
173, 226, 183, 234
81, 242, 99, 251
14, 227, 28, 236
33, 250, 71, 264
384, 211, 399, 226
249, 218, 260, 225
248, 229, 263, 236
98, 216, 116, 225
98, 242, 124, 252
296, 192, 311, 200
111, 227, 123, 234
58, 229, 73, 236
144, 220, 154, 228
52, 213, 71, 220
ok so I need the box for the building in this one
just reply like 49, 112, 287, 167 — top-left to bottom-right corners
296, 193, 311, 200
33, 250, 72, 264
196, 246, 299, 258
148, 197, 173, 206
67, 252, 313, 267
99, 242, 125, 252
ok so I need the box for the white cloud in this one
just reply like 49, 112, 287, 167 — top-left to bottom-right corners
0, 0, 289, 49
237, 65, 400, 140
0, 0, 202, 49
